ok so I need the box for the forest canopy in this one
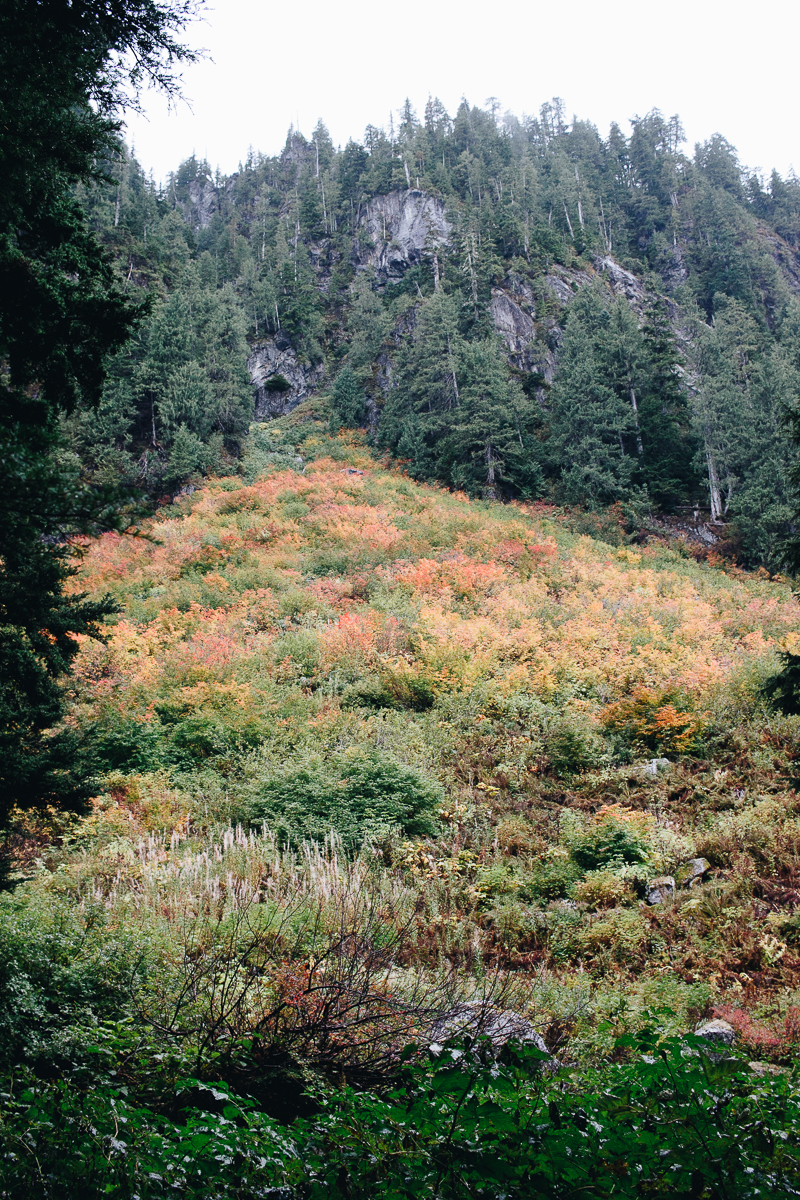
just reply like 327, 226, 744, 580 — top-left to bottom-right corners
65, 97, 800, 571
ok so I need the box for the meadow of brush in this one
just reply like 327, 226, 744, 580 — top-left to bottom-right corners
4, 411, 800, 1195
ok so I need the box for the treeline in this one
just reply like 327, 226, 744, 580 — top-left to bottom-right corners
70, 98, 800, 565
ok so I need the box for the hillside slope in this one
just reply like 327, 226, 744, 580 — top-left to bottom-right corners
41, 414, 800, 1060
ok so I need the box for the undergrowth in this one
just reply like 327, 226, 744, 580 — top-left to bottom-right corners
3, 413, 800, 1193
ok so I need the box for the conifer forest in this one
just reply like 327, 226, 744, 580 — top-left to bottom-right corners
5, 2, 800, 1196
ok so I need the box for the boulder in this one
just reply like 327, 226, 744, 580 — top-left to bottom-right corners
429, 1002, 549, 1057
643, 758, 671, 776
646, 876, 675, 905
694, 1018, 736, 1047
676, 858, 710, 888
749, 1060, 788, 1077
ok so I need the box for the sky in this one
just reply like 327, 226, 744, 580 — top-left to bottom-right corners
124, 0, 797, 186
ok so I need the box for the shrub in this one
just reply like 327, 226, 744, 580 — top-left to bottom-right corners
569, 908, 650, 969
521, 856, 582, 902
263, 373, 291, 394
569, 809, 651, 872
713, 1003, 800, 1062
544, 715, 611, 778
92, 718, 168, 773
249, 751, 441, 850
496, 816, 545, 858
572, 869, 634, 910
600, 685, 704, 754
293, 1034, 800, 1197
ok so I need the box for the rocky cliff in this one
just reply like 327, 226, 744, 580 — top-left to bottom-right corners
248, 334, 325, 418
356, 189, 451, 281
241, 188, 669, 408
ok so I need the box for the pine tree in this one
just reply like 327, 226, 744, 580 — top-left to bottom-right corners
330, 367, 367, 431
547, 289, 641, 508
637, 297, 700, 510
0, 0, 199, 830
446, 339, 542, 497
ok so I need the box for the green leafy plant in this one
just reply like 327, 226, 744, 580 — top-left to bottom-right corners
250, 751, 441, 850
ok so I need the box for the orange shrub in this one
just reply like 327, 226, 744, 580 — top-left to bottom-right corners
600, 687, 704, 754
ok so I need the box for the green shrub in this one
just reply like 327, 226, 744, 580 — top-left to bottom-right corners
572, 869, 634, 910
263, 373, 291, 394
0, 897, 136, 1074
340, 678, 400, 710
2, 1031, 800, 1198
292, 1033, 800, 1198
92, 718, 167, 773
521, 856, 582, 901
544, 716, 611, 778
249, 751, 441, 850
570, 819, 649, 871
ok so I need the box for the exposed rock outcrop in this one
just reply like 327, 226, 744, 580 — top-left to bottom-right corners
490, 289, 537, 367
247, 336, 324, 419
429, 1002, 550, 1057
181, 179, 220, 232
357, 190, 451, 281
596, 256, 646, 307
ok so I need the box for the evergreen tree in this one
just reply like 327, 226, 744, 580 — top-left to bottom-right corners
330, 367, 367, 431
547, 289, 642, 509
0, 0, 199, 828
446, 339, 542, 497
637, 298, 700, 510
379, 292, 464, 479
346, 274, 391, 377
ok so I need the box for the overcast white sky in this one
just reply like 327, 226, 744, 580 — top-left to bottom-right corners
124, 0, 797, 186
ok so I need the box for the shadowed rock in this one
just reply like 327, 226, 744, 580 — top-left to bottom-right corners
429, 1002, 549, 1057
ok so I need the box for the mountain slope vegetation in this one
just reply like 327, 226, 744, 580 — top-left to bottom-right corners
4, 417, 800, 1191
68, 98, 800, 569
7, 67, 800, 1193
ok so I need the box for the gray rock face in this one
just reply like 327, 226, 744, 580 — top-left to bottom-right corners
694, 1018, 735, 1047
181, 179, 220, 232
490, 289, 536, 362
430, 1002, 549, 1056
596, 256, 646, 307
676, 858, 710, 888
357, 190, 451, 281
247, 336, 324, 419
643, 758, 671, 776
646, 876, 676, 905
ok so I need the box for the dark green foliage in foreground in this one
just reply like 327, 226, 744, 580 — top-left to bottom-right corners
1, 1035, 798, 1198
0, 0, 198, 827
0, 444, 122, 829
249, 750, 442, 849
763, 652, 800, 716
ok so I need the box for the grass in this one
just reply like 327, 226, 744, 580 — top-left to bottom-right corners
5, 409, 800, 1107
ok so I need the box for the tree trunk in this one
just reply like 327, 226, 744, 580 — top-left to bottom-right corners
629, 385, 643, 456
706, 449, 724, 523
486, 441, 496, 485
